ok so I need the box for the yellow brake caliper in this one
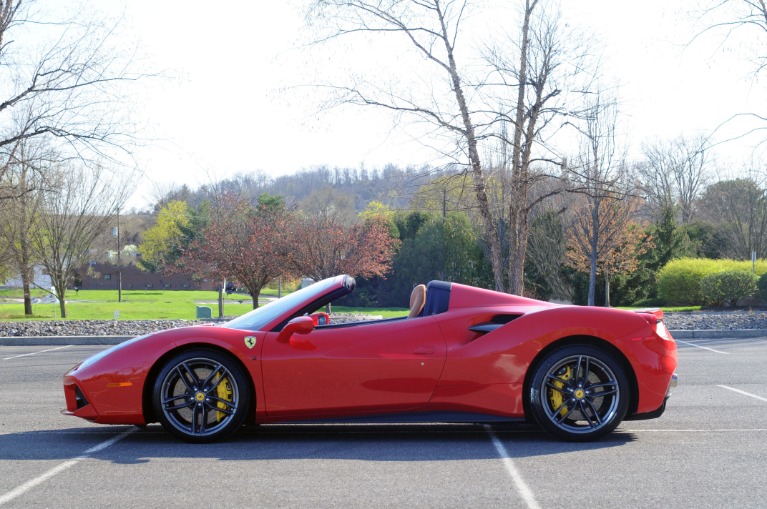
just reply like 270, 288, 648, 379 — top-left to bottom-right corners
549, 365, 572, 417
216, 376, 233, 422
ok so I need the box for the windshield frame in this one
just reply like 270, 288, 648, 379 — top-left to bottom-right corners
224, 276, 346, 332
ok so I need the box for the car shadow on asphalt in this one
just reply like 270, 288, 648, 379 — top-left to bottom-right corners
0, 423, 636, 464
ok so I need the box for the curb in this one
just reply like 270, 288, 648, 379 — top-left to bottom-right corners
667, 329, 767, 339
1, 330, 766, 346
0, 335, 132, 346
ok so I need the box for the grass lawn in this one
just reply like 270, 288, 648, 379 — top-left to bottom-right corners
1, 287, 692, 321
0, 288, 407, 321
331, 306, 407, 319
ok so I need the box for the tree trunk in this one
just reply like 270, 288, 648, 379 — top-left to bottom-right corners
23, 281, 32, 316
604, 268, 611, 307
18, 160, 34, 316
21, 265, 33, 316
442, 18, 504, 291
588, 205, 600, 306
508, 201, 530, 295
506, 0, 535, 296
56, 286, 67, 319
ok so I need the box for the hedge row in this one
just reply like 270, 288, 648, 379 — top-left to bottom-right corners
658, 258, 767, 306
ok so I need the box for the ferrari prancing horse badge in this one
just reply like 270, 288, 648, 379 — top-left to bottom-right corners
244, 336, 257, 349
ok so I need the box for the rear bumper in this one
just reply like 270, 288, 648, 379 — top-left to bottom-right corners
626, 372, 678, 421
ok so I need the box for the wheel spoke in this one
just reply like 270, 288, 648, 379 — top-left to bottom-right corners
190, 404, 199, 434
553, 399, 577, 424
202, 363, 225, 391
207, 396, 236, 414
176, 362, 199, 391
198, 405, 208, 434
545, 373, 571, 389
162, 396, 194, 412
573, 355, 582, 382
581, 399, 603, 428
588, 381, 617, 396
544, 378, 569, 393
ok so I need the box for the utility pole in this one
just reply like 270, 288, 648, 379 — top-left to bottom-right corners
113, 208, 122, 303
218, 278, 225, 318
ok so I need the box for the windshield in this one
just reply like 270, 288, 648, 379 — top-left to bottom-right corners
225, 277, 340, 331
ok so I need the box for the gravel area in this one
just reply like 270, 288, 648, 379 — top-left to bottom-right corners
0, 310, 765, 337
663, 310, 767, 331
0, 319, 199, 337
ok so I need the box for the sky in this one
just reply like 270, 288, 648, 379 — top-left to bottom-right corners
75, 0, 767, 210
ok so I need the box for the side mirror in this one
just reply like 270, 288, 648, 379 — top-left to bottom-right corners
310, 312, 331, 326
277, 316, 315, 344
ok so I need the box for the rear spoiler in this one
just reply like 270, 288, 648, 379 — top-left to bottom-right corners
634, 308, 664, 325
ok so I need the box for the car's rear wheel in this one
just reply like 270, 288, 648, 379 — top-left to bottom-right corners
152, 349, 251, 443
529, 345, 629, 441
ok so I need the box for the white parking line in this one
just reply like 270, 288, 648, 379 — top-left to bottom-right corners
484, 425, 541, 509
0, 428, 135, 506
675, 340, 729, 354
2, 345, 72, 361
628, 428, 767, 432
717, 385, 767, 402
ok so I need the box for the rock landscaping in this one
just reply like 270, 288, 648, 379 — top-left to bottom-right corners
0, 313, 384, 337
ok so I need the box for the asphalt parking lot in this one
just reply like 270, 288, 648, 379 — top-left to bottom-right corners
1, 337, 766, 509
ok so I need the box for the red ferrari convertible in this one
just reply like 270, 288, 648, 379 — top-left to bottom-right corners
63, 275, 678, 442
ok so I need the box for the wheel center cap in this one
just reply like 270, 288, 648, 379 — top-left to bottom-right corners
574, 389, 585, 399
195, 392, 205, 402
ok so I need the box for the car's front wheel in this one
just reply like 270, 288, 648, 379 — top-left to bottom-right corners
152, 349, 251, 443
529, 345, 629, 441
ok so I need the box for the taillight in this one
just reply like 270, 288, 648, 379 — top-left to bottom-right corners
655, 320, 673, 340
634, 309, 673, 341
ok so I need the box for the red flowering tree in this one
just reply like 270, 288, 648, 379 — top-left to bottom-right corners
289, 215, 399, 282
179, 193, 296, 309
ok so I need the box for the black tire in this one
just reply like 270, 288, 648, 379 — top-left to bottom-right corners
529, 344, 629, 441
152, 349, 251, 443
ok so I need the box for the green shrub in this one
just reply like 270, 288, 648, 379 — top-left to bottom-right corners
699, 270, 758, 306
658, 258, 767, 306
759, 273, 767, 300
632, 297, 665, 308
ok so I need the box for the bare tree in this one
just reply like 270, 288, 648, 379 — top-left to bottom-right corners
694, 1, 767, 146
299, 187, 356, 226
307, 0, 593, 294
483, 0, 593, 294
696, 1, 767, 77
565, 92, 639, 306
0, 0, 141, 195
29, 162, 130, 318
0, 137, 48, 315
639, 135, 709, 223
0, 242, 10, 283
526, 206, 572, 301
308, 0, 504, 290
698, 175, 767, 259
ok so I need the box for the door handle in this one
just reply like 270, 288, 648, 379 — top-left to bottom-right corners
413, 346, 434, 355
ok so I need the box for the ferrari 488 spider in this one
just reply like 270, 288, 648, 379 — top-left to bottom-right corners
63, 275, 678, 442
